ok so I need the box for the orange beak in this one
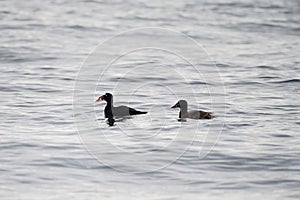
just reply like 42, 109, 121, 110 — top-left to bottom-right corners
96, 96, 103, 102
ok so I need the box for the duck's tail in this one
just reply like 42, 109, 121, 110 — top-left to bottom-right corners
205, 112, 215, 119
131, 110, 147, 115
129, 108, 147, 115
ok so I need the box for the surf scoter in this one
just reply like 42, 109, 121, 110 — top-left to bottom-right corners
96, 93, 147, 118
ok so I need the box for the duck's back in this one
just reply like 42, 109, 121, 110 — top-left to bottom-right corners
112, 106, 147, 117
112, 106, 131, 117
182, 110, 213, 119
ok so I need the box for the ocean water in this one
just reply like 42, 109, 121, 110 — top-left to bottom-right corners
1, 0, 300, 199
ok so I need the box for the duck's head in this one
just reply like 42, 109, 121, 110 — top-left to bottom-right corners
96, 93, 113, 102
171, 100, 187, 108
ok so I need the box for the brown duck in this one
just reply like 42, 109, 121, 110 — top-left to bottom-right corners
171, 100, 214, 119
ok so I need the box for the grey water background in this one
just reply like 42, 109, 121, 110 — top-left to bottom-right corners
1, 0, 300, 199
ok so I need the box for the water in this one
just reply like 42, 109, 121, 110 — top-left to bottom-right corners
1, 0, 300, 199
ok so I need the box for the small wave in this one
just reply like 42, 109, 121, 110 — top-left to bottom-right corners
190, 80, 210, 85
0, 142, 41, 149
0, 11, 12, 15
272, 134, 293, 138
0, 86, 18, 92
206, 2, 254, 9
38, 66, 57, 71
230, 81, 266, 86
272, 79, 300, 84
258, 76, 280, 80
257, 4, 284, 9
254, 65, 277, 70
66, 25, 87, 30
216, 63, 232, 68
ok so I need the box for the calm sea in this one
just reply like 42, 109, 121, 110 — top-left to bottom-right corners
1, 0, 300, 199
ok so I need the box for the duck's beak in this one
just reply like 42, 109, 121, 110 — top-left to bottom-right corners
171, 101, 180, 108
96, 95, 104, 102
171, 102, 179, 108
96, 97, 101, 102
